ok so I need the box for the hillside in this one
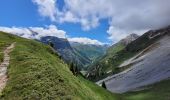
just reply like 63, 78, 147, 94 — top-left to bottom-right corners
89, 26, 170, 82
0, 32, 118, 100
120, 79, 170, 100
96, 26, 170, 96
104, 26, 170, 93
40, 36, 91, 69
88, 34, 139, 81
70, 42, 108, 64
0, 28, 170, 100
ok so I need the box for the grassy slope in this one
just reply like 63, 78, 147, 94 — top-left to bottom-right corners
0, 45, 4, 63
89, 28, 167, 81
0, 32, 117, 100
0, 36, 13, 63
78, 76, 120, 100
73, 44, 106, 62
88, 43, 134, 81
89, 43, 125, 72
100, 43, 126, 72
120, 79, 170, 100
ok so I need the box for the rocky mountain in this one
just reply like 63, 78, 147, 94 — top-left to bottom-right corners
40, 36, 91, 69
107, 33, 139, 55
96, 25, 170, 94
70, 42, 108, 62
88, 34, 139, 81
119, 33, 139, 45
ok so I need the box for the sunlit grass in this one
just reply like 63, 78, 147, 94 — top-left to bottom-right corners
0, 32, 117, 100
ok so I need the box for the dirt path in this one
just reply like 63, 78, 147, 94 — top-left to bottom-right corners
0, 43, 15, 93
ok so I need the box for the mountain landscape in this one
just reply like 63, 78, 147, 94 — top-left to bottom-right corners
1, 0, 170, 100
1, 25, 170, 100
95, 25, 170, 100
40, 36, 91, 69
0, 32, 118, 100
39, 36, 108, 69
0, 25, 170, 100
87, 34, 139, 81
70, 42, 108, 64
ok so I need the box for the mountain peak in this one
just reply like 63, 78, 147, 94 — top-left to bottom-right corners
119, 33, 139, 46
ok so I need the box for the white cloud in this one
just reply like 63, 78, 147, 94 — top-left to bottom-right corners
30, 25, 66, 39
68, 37, 104, 45
0, 27, 34, 39
32, 0, 170, 42
59, 11, 78, 23
107, 26, 147, 43
0, 25, 66, 39
0, 25, 104, 45
62, 0, 170, 42
32, 0, 58, 21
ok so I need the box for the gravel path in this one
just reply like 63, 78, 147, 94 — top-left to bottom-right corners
0, 43, 15, 93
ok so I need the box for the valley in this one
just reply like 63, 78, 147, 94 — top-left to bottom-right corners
0, 32, 117, 100
0, 25, 170, 100
0, 24, 170, 100
1, 0, 170, 99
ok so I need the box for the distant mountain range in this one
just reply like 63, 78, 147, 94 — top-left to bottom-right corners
70, 42, 108, 63
9, 28, 108, 70
40, 36, 107, 69
40, 36, 91, 69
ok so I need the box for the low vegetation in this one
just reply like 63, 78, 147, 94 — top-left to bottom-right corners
88, 43, 137, 81
121, 79, 170, 100
0, 35, 14, 63
78, 76, 120, 100
88, 28, 169, 81
0, 52, 3, 63
1, 29, 169, 100
0, 32, 117, 100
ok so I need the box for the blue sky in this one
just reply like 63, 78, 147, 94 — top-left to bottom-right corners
0, 0, 111, 44
0, 0, 170, 45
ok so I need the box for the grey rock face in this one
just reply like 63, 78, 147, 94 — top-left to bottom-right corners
97, 34, 170, 93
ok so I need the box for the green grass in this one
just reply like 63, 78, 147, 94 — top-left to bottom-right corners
107, 43, 125, 56
73, 44, 106, 62
0, 32, 117, 100
120, 79, 170, 100
0, 35, 14, 63
78, 76, 120, 100
89, 43, 125, 71
1, 31, 170, 100
88, 43, 137, 81
0, 52, 3, 63
0, 42, 7, 63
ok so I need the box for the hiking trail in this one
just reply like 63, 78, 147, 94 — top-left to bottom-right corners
0, 43, 15, 93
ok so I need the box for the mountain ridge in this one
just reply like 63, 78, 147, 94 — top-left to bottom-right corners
96, 25, 170, 94
0, 31, 118, 100
40, 36, 91, 69
87, 33, 139, 81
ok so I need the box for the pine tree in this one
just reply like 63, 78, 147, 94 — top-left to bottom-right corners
102, 81, 107, 89
75, 65, 79, 76
48, 41, 54, 48
70, 62, 75, 75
